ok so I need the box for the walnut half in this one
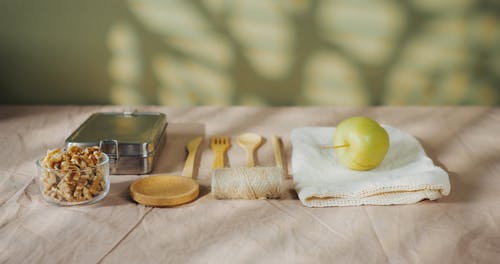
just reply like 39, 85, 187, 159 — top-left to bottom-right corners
41, 146, 106, 203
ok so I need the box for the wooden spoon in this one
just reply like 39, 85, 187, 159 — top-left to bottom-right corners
237, 133, 263, 167
130, 137, 203, 207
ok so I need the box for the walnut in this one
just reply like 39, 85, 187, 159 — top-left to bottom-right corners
40, 146, 107, 203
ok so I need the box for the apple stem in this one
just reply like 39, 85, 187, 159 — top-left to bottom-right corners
320, 144, 349, 149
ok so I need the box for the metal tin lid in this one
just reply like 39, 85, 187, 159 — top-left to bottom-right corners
65, 112, 167, 159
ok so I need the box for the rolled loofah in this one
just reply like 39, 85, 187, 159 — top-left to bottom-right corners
212, 167, 283, 199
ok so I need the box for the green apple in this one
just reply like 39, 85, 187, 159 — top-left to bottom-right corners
333, 116, 389, 171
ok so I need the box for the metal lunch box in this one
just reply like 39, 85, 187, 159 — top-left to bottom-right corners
65, 112, 167, 174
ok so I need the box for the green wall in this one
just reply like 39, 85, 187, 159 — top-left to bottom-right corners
1, 0, 499, 105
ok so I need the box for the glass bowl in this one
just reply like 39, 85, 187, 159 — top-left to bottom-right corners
36, 152, 110, 206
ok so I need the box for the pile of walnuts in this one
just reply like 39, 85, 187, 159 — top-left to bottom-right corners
40, 146, 107, 203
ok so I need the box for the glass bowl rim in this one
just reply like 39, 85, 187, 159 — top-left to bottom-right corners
36, 152, 109, 172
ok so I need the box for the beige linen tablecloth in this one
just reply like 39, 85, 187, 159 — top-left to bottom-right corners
1, 106, 499, 263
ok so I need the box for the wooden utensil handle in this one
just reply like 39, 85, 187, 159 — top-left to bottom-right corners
245, 149, 256, 167
213, 150, 225, 169
182, 150, 197, 178
273, 135, 284, 169
182, 137, 203, 178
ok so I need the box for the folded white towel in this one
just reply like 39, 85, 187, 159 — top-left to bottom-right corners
291, 126, 450, 207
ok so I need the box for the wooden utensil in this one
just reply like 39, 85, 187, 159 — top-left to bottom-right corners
129, 137, 203, 207
237, 133, 263, 167
211, 136, 230, 169
272, 135, 287, 176
182, 137, 203, 177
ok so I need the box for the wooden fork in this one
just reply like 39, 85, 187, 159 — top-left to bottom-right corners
211, 136, 230, 169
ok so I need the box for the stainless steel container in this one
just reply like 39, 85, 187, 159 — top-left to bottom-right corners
65, 112, 167, 175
